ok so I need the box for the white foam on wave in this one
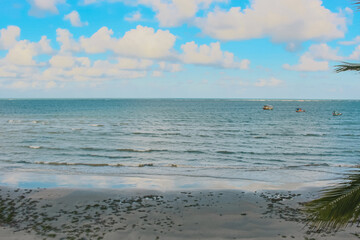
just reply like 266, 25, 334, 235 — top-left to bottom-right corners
90, 124, 104, 127
8, 120, 21, 124
29, 146, 41, 149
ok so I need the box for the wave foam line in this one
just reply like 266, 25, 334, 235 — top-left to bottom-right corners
35, 161, 124, 167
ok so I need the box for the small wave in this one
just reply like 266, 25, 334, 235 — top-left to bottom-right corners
185, 150, 205, 154
7, 120, 21, 124
79, 153, 132, 159
161, 132, 181, 136
286, 163, 330, 169
217, 151, 236, 154
116, 148, 166, 153
198, 134, 210, 138
132, 132, 155, 136
29, 146, 41, 149
253, 136, 267, 139
138, 163, 154, 167
35, 161, 124, 167
303, 133, 326, 137
80, 147, 105, 151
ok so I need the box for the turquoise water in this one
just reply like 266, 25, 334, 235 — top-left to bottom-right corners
0, 99, 359, 190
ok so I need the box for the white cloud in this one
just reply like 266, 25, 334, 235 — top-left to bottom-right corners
37, 36, 53, 54
116, 58, 153, 70
5, 36, 53, 66
0, 26, 21, 50
138, 0, 227, 27
82, 0, 226, 27
79, 27, 114, 53
158, 61, 182, 72
124, 11, 142, 22
78, 25, 176, 59
255, 77, 283, 87
197, 0, 346, 43
349, 45, 360, 60
339, 36, 360, 46
42, 55, 151, 83
283, 43, 344, 72
64, 11, 88, 27
28, 0, 66, 16
49, 55, 90, 69
180, 41, 249, 69
114, 25, 176, 59
45, 81, 57, 89
283, 55, 329, 72
56, 28, 81, 53
152, 70, 163, 77
307, 44, 343, 61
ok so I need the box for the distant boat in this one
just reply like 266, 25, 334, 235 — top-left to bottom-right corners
333, 111, 342, 116
296, 108, 305, 112
263, 105, 273, 110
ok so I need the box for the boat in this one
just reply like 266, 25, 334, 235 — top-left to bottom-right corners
333, 111, 342, 116
263, 105, 273, 110
296, 108, 305, 112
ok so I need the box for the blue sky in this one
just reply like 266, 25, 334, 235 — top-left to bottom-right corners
0, 0, 359, 99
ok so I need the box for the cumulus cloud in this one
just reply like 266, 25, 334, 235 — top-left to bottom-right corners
158, 61, 182, 72
180, 41, 249, 69
306, 44, 343, 61
255, 77, 283, 87
116, 58, 153, 70
124, 11, 142, 22
82, 0, 226, 27
114, 25, 176, 58
197, 0, 346, 44
0, 26, 21, 50
43, 60, 147, 82
349, 45, 360, 60
4, 36, 53, 66
49, 55, 90, 69
78, 25, 176, 59
56, 28, 81, 53
64, 11, 88, 27
283, 55, 329, 72
79, 27, 114, 53
28, 0, 66, 16
339, 36, 360, 46
138, 0, 227, 27
283, 43, 344, 72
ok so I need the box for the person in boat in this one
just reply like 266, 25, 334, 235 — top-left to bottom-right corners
296, 108, 305, 112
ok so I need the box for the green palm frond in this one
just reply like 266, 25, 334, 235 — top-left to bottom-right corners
355, 1, 360, 9
304, 172, 360, 231
335, 62, 360, 73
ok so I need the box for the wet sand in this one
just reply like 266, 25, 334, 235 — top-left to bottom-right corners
0, 186, 358, 240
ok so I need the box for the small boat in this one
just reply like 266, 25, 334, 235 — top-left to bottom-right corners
333, 111, 342, 116
263, 105, 273, 110
296, 108, 305, 112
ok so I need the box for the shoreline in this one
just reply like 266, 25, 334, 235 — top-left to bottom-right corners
1, 186, 359, 240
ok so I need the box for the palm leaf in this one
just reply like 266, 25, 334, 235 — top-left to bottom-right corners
335, 62, 360, 73
355, 1, 360, 9
304, 172, 360, 231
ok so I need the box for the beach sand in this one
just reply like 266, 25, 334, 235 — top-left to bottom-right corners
0, 186, 358, 240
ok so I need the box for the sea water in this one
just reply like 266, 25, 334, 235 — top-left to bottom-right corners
0, 99, 359, 190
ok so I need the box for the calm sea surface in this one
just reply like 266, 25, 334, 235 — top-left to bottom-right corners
0, 99, 359, 190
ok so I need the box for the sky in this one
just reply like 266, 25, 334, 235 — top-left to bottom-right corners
0, 0, 359, 99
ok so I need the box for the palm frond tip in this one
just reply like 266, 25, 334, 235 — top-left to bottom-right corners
335, 62, 360, 73
305, 173, 360, 231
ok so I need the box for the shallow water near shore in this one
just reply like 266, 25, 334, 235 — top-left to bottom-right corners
0, 99, 359, 190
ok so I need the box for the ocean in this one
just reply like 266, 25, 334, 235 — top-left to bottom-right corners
0, 99, 359, 190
